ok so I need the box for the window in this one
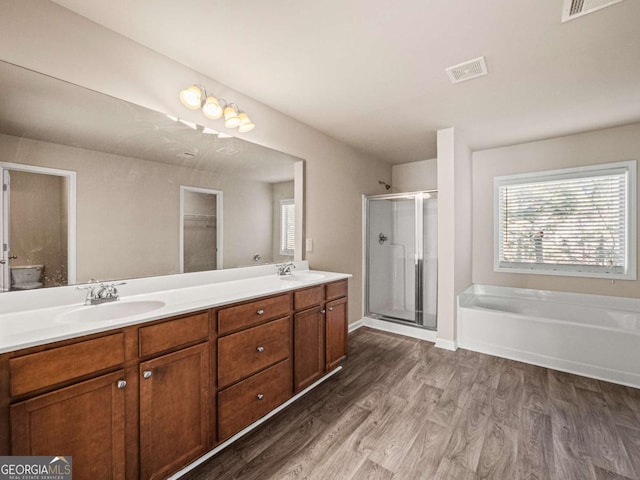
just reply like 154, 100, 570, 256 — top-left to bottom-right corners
280, 199, 295, 256
494, 161, 636, 279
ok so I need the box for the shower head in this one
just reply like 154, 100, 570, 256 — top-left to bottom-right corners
378, 180, 391, 190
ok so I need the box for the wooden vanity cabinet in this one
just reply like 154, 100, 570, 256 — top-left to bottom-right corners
216, 293, 294, 441
2, 277, 348, 479
11, 370, 127, 480
293, 279, 349, 392
138, 312, 211, 480
294, 306, 325, 392
325, 296, 348, 371
139, 343, 209, 480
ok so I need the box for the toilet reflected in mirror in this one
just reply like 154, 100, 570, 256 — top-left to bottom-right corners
10, 265, 44, 290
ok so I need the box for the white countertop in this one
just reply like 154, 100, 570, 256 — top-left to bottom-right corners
0, 268, 350, 354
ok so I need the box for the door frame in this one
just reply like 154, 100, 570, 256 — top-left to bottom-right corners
179, 186, 223, 272
0, 162, 77, 288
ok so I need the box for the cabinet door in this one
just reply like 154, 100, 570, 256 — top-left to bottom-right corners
140, 343, 209, 480
325, 297, 348, 371
294, 307, 325, 392
11, 370, 126, 480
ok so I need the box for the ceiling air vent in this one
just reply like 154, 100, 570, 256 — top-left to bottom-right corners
445, 56, 488, 84
562, 0, 625, 22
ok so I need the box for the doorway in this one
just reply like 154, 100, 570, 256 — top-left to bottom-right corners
0, 163, 76, 292
180, 186, 223, 273
364, 191, 438, 329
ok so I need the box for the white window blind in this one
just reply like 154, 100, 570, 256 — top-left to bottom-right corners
280, 199, 295, 256
495, 161, 636, 279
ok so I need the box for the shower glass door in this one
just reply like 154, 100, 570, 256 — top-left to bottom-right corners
365, 191, 437, 329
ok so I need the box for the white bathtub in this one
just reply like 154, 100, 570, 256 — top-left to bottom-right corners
457, 285, 640, 388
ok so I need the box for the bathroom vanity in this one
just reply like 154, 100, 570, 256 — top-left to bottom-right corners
0, 269, 349, 480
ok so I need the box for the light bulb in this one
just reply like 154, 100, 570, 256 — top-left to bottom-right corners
238, 112, 255, 133
224, 105, 240, 128
202, 96, 223, 119
179, 85, 203, 110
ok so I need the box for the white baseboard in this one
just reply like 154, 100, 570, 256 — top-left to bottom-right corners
348, 319, 365, 333
434, 338, 458, 351
362, 317, 437, 342
169, 366, 343, 479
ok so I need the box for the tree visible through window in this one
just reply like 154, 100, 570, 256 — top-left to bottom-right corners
280, 199, 295, 256
495, 161, 636, 279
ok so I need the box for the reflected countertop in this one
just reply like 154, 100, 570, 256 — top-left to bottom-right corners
0, 269, 350, 354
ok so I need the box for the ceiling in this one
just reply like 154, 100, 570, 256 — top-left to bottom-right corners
50, 0, 640, 164
0, 60, 298, 183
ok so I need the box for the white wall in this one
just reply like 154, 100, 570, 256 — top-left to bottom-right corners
392, 158, 437, 192
0, 0, 392, 323
473, 122, 640, 298
437, 128, 472, 349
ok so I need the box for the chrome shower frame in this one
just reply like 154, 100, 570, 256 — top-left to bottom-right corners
364, 190, 438, 330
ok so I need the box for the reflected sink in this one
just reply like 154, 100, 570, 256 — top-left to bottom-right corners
280, 273, 325, 282
56, 300, 166, 324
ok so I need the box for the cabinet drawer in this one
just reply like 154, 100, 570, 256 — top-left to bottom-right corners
9, 333, 125, 397
294, 285, 324, 310
326, 280, 348, 301
218, 294, 290, 335
218, 359, 292, 440
139, 312, 209, 357
218, 317, 291, 389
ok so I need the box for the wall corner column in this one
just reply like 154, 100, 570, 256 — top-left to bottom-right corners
436, 128, 472, 350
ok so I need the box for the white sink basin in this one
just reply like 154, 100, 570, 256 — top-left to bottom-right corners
56, 300, 166, 324
280, 273, 325, 282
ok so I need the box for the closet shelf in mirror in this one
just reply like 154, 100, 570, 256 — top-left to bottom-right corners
184, 213, 217, 228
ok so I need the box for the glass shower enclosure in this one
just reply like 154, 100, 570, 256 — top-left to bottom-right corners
365, 191, 437, 329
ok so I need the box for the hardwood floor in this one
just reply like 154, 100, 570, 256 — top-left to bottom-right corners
181, 327, 640, 480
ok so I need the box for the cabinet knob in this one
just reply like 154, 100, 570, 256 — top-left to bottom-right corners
143, 370, 152, 379
256, 393, 264, 400
257, 309, 265, 315
329, 307, 334, 311
117, 380, 127, 389
256, 346, 265, 353
320, 309, 326, 314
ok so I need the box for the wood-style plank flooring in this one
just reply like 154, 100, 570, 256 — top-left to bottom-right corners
182, 327, 640, 480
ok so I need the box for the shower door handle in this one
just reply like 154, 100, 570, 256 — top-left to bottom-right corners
0, 260, 5, 264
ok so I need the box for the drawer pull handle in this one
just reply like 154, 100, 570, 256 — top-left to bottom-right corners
117, 380, 127, 389
257, 393, 264, 400
257, 309, 265, 315
256, 346, 265, 353
321, 309, 326, 314
143, 370, 153, 379
329, 307, 334, 311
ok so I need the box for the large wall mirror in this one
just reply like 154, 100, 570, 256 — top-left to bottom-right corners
0, 60, 304, 293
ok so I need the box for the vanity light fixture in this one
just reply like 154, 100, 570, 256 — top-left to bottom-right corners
223, 104, 241, 128
179, 85, 254, 132
238, 111, 255, 133
179, 85, 204, 110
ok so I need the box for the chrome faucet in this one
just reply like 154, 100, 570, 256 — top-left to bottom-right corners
276, 262, 296, 276
77, 280, 126, 305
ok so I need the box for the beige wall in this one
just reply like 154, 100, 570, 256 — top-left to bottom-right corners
391, 158, 437, 192
473, 122, 640, 297
0, 133, 276, 282
9, 170, 67, 287
0, 1, 392, 323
